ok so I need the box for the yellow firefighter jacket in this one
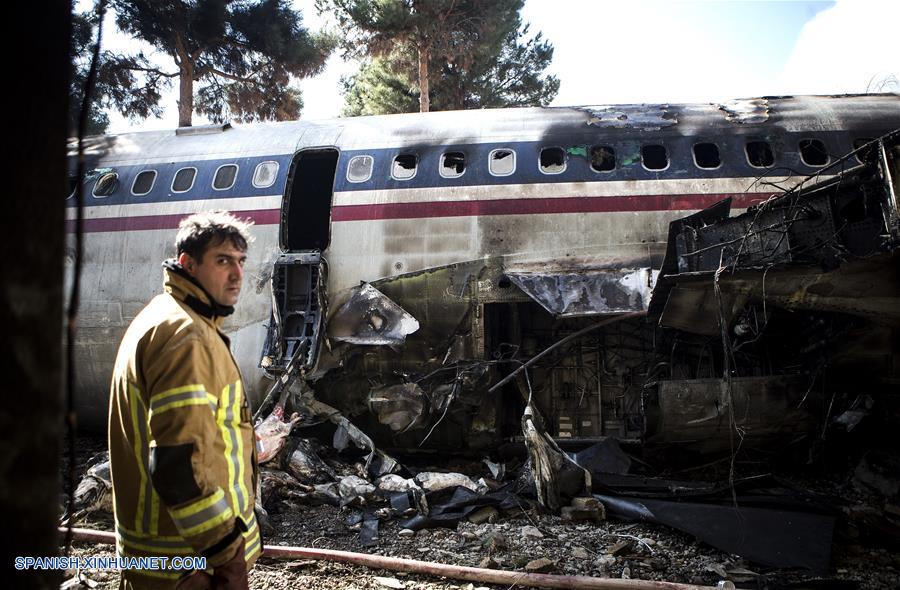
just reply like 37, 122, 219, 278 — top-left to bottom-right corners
108, 263, 260, 588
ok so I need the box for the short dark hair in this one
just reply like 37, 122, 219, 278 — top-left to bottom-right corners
176, 210, 254, 261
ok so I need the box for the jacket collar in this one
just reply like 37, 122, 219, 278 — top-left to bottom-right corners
162, 259, 235, 322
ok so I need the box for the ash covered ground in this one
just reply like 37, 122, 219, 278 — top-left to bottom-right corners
60, 435, 900, 590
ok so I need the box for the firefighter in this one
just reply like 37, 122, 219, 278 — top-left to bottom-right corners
108, 211, 260, 589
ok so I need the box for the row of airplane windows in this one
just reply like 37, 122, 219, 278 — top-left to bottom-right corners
74, 160, 281, 199
75, 136, 870, 199
353, 137, 865, 183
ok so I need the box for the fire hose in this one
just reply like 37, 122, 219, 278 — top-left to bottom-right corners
61, 527, 726, 590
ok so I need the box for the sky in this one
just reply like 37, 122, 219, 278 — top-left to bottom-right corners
88, 0, 900, 133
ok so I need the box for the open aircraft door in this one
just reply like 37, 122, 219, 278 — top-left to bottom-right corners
259, 148, 338, 377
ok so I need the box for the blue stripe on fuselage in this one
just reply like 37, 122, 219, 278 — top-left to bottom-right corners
67, 154, 293, 208
67, 128, 873, 207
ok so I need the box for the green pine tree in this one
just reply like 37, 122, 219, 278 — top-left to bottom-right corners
320, 0, 554, 114
98, 0, 335, 127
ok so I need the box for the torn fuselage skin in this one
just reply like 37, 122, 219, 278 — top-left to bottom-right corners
265, 131, 900, 462
297, 253, 882, 459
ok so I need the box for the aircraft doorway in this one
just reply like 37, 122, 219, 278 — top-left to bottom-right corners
283, 149, 338, 252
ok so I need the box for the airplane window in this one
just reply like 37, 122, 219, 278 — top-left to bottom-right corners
252, 161, 279, 188
392, 154, 418, 180
132, 170, 156, 195
489, 149, 515, 176
641, 144, 668, 170
92, 172, 118, 198
745, 141, 774, 168
590, 146, 616, 172
172, 167, 197, 193
213, 164, 238, 190
347, 155, 374, 182
693, 143, 721, 169
854, 138, 876, 163
440, 152, 466, 178
539, 147, 566, 174
67, 176, 78, 200
799, 139, 829, 167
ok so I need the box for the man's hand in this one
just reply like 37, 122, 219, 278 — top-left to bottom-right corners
211, 539, 249, 590
175, 570, 213, 590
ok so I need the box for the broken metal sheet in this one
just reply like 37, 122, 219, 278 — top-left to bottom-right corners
69, 454, 112, 521
414, 471, 482, 494
281, 438, 337, 485
833, 394, 874, 432
656, 252, 900, 328
387, 488, 429, 517
294, 391, 401, 478
258, 468, 341, 511
577, 105, 678, 130
649, 197, 732, 318
260, 468, 305, 509
657, 285, 749, 336
506, 268, 656, 317
570, 438, 632, 477
376, 474, 418, 493
644, 376, 817, 453
522, 403, 591, 511
717, 98, 770, 124
367, 383, 429, 433
653, 139, 900, 327
483, 459, 506, 480
596, 493, 834, 572
328, 283, 419, 345
338, 475, 377, 507
399, 485, 525, 531
664, 153, 896, 275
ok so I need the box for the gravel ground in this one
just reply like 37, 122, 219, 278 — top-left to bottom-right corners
60, 437, 900, 590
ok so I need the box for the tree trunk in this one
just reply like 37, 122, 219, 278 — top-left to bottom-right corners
418, 44, 430, 113
178, 64, 194, 127
176, 40, 194, 127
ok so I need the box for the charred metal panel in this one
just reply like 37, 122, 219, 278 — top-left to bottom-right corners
367, 383, 429, 433
597, 493, 833, 572
658, 253, 900, 332
658, 286, 748, 336
260, 252, 325, 372
506, 269, 656, 317
653, 134, 900, 331
664, 140, 897, 276
644, 376, 817, 453
649, 197, 732, 318
718, 99, 770, 124
328, 283, 419, 345
577, 105, 678, 130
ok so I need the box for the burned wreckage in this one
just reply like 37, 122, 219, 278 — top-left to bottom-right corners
242, 129, 900, 573
276, 133, 900, 465
67, 96, 900, 576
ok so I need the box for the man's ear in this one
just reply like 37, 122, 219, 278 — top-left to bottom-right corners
178, 252, 196, 275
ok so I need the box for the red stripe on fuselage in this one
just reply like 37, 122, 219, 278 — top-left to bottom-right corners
65, 208, 281, 233
65, 193, 772, 232
331, 193, 771, 221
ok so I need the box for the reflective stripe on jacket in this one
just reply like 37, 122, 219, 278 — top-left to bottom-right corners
108, 265, 259, 588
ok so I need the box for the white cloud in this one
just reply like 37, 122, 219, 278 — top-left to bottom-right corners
778, 0, 900, 94
94, 0, 897, 133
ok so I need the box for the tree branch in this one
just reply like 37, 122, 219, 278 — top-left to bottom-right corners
206, 67, 259, 83
119, 64, 179, 78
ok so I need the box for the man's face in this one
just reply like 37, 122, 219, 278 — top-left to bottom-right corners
179, 239, 247, 307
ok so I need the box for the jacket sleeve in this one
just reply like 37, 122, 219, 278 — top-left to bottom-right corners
142, 329, 243, 567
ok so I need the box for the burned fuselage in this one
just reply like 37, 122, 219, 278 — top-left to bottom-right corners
68, 96, 900, 458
